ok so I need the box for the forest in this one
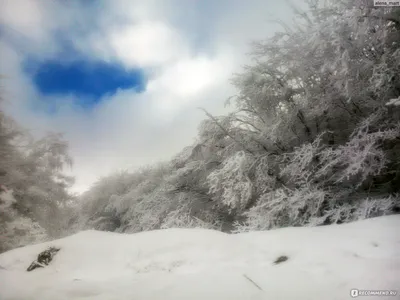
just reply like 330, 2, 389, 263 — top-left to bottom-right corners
1, 0, 399, 253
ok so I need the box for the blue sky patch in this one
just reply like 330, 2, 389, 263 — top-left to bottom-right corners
24, 59, 147, 110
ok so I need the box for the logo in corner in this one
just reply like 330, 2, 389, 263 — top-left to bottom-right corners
351, 289, 359, 298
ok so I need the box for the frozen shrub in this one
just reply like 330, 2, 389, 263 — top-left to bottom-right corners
234, 186, 328, 232
207, 151, 254, 210
316, 114, 400, 187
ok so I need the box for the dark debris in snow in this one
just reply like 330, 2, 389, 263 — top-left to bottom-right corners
273, 255, 289, 265
27, 247, 60, 272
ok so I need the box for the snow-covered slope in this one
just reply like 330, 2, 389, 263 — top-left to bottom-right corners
0, 216, 399, 300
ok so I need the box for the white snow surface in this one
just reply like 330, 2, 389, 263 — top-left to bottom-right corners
0, 216, 399, 300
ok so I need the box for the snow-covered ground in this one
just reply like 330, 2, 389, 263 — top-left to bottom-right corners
0, 216, 399, 300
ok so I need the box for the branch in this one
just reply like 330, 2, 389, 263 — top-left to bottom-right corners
198, 108, 255, 155
243, 274, 263, 291
233, 117, 262, 132
359, 10, 400, 26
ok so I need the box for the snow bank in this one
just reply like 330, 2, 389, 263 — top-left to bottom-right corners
0, 215, 399, 300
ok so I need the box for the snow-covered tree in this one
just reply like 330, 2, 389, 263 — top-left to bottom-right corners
0, 96, 75, 252
78, 0, 400, 234
0, 188, 46, 253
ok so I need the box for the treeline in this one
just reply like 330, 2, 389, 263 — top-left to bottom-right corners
76, 0, 400, 233
0, 108, 75, 252
1, 0, 400, 252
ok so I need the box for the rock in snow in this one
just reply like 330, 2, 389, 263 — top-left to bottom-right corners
0, 215, 399, 300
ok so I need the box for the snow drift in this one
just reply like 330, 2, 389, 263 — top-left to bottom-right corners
0, 215, 399, 300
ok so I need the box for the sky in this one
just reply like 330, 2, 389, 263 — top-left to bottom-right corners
0, 0, 299, 194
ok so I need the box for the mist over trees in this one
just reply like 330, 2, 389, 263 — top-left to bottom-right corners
0, 107, 76, 252
1, 0, 400, 252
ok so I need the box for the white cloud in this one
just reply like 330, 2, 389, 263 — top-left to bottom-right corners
0, 0, 46, 41
0, 0, 298, 193
146, 53, 234, 120
149, 56, 227, 97
108, 21, 186, 67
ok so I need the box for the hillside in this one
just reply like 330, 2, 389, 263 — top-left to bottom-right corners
0, 215, 399, 300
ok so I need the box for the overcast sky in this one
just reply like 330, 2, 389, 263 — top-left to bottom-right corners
0, 0, 299, 194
